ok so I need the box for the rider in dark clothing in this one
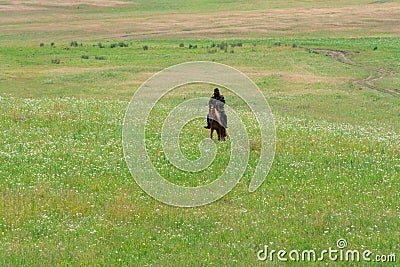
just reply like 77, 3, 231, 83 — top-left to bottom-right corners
204, 88, 227, 129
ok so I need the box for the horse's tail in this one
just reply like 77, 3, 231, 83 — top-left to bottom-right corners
214, 108, 221, 124
209, 107, 227, 129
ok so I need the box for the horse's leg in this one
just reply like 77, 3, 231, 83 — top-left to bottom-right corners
210, 126, 213, 139
217, 125, 222, 141
222, 127, 226, 141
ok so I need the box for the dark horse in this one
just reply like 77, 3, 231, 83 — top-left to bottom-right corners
208, 107, 227, 141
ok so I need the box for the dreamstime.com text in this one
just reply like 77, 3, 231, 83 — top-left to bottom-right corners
257, 239, 396, 263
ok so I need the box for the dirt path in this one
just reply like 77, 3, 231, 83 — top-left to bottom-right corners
310, 49, 399, 96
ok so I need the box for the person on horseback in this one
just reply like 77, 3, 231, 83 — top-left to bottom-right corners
204, 88, 227, 129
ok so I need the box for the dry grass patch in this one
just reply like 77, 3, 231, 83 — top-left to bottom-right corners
1, 2, 400, 40
41, 66, 126, 76
0, 0, 129, 11
282, 72, 344, 84
245, 69, 344, 85
94, 3, 400, 38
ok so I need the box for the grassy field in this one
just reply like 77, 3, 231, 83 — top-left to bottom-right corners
1, 0, 400, 266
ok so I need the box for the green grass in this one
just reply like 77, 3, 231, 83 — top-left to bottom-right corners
1, 39, 400, 266
1, 1, 400, 265
1, 95, 398, 266
0, 38, 398, 125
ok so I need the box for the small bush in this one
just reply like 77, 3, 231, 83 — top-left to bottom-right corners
217, 42, 228, 50
70, 41, 79, 47
179, 43, 184, 47
373, 46, 378, 51
95, 56, 106, 60
98, 43, 105, 48
143, 45, 149, 51
81, 55, 89, 59
51, 58, 60, 64
230, 42, 243, 48
118, 42, 128, 47
292, 43, 297, 48
110, 42, 128, 48
39, 43, 44, 47
51, 42, 55, 47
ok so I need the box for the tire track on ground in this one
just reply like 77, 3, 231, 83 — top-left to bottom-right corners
310, 48, 399, 96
